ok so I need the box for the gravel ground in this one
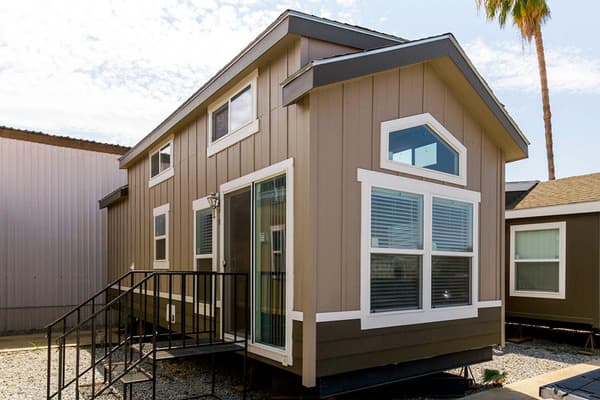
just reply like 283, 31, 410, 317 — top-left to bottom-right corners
1, 338, 599, 399
0, 346, 269, 400
461, 339, 600, 386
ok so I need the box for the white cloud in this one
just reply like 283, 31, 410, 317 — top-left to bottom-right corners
465, 39, 600, 95
0, 1, 358, 146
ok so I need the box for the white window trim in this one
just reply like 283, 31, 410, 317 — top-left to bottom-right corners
380, 113, 467, 186
148, 137, 174, 188
153, 203, 170, 269
509, 221, 566, 300
358, 168, 479, 330
192, 196, 217, 272
207, 70, 259, 157
219, 158, 294, 366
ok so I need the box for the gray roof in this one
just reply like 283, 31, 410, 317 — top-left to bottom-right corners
118, 9, 405, 168
282, 34, 529, 159
505, 181, 539, 193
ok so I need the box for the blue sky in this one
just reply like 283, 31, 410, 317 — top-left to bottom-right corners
1, 1, 598, 181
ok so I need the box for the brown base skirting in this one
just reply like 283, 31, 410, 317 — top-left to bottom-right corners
317, 346, 492, 397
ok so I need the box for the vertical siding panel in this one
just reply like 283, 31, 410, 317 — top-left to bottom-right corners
240, 136, 254, 176
372, 69, 400, 173
480, 133, 499, 301
207, 155, 217, 194
464, 113, 482, 192
189, 122, 198, 201
341, 77, 373, 311
271, 52, 288, 163
216, 151, 228, 188
197, 116, 209, 196
290, 98, 310, 311
423, 64, 446, 123
398, 64, 424, 118
255, 65, 271, 169
315, 86, 344, 312
444, 90, 464, 143
227, 143, 241, 180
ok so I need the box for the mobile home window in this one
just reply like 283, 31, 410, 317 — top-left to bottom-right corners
153, 204, 170, 269
370, 187, 423, 312
510, 222, 566, 299
380, 113, 467, 186
148, 139, 174, 187
207, 70, 258, 157
194, 207, 213, 271
358, 168, 480, 329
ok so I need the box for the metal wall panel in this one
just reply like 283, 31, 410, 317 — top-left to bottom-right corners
0, 137, 126, 333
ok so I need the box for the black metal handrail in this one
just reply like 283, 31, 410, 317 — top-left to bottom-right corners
46, 270, 249, 400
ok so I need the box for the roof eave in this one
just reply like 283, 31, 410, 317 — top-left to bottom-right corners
282, 34, 529, 161
119, 10, 405, 169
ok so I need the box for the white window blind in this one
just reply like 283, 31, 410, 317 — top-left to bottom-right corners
371, 188, 423, 249
432, 197, 473, 252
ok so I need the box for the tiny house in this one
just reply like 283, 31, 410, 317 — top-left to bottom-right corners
98, 10, 528, 396
0, 126, 127, 334
506, 174, 600, 330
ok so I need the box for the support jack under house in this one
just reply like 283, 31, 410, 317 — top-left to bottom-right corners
46, 271, 249, 400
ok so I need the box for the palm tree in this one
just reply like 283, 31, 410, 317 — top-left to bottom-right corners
477, 0, 556, 180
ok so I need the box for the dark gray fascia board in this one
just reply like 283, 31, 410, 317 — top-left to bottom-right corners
282, 34, 529, 157
119, 10, 405, 168
99, 185, 129, 209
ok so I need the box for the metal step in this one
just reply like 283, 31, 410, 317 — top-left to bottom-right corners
78, 383, 122, 400
103, 361, 153, 385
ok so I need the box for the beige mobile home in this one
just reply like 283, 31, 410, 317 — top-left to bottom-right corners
47, 10, 529, 399
0, 127, 127, 334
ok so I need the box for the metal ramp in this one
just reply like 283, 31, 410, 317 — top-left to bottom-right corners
540, 368, 600, 400
45, 270, 249, 400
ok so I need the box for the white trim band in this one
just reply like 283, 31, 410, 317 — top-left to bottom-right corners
506, 201, 600, 219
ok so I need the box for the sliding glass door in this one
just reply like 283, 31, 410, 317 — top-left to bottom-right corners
254, 174, 286, 348
222, 173, 287, 350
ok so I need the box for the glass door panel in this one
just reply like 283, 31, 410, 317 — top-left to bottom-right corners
254, 174, 286, 348
223, 187, 251, 338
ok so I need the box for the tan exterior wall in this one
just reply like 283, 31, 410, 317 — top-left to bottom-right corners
0, 137, 126, 333
309, 63, 505, 313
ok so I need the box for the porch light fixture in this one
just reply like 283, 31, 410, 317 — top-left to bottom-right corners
207, 192, 220, 210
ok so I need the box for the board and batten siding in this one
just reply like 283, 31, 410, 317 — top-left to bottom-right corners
0, 137, 126, 333
310, 63, 505, 313
309, 62, 505, 377
505, 213, 600, 328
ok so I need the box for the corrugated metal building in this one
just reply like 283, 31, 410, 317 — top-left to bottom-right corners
0, 127, 128, 334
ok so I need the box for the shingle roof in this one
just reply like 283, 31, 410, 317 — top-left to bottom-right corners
514, 173, 600, 209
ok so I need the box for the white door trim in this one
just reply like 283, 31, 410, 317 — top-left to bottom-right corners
219, 157, 294, 366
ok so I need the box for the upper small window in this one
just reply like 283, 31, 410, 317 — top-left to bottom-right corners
207, 70, 259, 157
380, 113, 466, 186
148, 139, 174, 187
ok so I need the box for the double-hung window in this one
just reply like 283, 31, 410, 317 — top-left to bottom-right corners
192, 197, 214, 272
153, 203, 170, 269
510, 222, 566, 299
148, 138, 174, 187
207, 70, 259, 156
359, 169, 479, 329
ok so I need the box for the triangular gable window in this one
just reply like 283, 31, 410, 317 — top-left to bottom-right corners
380, 113, 467, 186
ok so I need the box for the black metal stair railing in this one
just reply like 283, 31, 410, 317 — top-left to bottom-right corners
45, 270, 249, 400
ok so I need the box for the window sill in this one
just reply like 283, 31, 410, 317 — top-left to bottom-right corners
510, 290, 565, 300
360, 304, 478, 330
380, 158, 467, 186
153, 261, 170, 269
207, 119, 259, 157
148, 167, 174, 188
